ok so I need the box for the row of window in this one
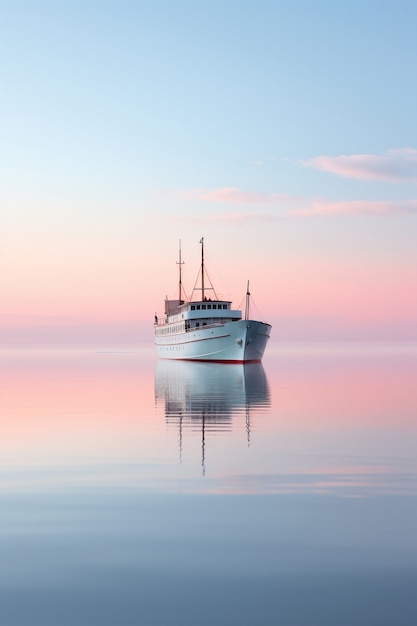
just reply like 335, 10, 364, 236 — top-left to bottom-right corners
190, 304, 228, 311
156, 323, 184, 335
156, 318, 226, 336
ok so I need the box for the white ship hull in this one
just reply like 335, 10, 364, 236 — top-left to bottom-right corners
155, 318, 271, 363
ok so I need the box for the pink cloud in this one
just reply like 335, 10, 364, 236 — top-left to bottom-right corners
203, 211, 280, 223
187, 187, 417, 219
166, 210, 281, 225
192, 187, 296, 205
301, 148, 417, 182
292, 199, 417, 217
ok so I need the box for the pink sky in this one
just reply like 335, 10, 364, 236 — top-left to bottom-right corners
2, 147, 417, 345
2, 220, 416, 345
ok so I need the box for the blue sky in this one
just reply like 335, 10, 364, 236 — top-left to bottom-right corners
1, 0, 416, 343
3, 1, 416, 188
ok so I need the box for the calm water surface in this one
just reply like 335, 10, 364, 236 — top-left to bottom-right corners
1, 343, 416, 625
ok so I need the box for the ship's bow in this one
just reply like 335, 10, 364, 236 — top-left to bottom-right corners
241, 320, 271, 362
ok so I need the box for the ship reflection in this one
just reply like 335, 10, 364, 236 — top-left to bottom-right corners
155, 361, 270, 474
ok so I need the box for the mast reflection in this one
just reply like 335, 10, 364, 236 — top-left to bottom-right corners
155, 361, 270, 474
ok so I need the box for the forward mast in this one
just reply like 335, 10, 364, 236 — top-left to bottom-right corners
191, 237, 218, 302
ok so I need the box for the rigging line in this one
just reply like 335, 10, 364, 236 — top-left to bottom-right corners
202, 266, 219, 300
191, 238, 218, 300
204, 247, 232, 301
249, 293, 269, 324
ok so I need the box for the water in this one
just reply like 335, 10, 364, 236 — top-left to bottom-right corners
1, 343, 416, 626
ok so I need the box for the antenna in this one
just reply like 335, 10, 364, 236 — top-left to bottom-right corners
200, 237, 205, 300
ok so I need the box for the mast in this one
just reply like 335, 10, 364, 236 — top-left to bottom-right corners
191, 238, 218, 301
245, 280, 250, 320
177, 239, 185, 303
200, 237, 205, 300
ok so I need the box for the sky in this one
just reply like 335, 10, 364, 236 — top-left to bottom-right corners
1, 0, 416, 345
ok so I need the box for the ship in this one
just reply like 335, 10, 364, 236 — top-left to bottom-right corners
154, 238, 271, 362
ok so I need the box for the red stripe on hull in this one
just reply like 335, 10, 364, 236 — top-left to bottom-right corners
160, 358, 261, 364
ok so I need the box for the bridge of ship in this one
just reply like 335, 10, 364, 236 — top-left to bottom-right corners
155, 299, 242, 331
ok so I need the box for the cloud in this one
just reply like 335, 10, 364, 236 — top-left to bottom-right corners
182, 188, 303, 223
202, 211, 280, 223
301, 148, 417, 182
187, 187, 417, 219
292, 199, 417, 217
193, 187, 295, 205
169, 210, 281, 224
